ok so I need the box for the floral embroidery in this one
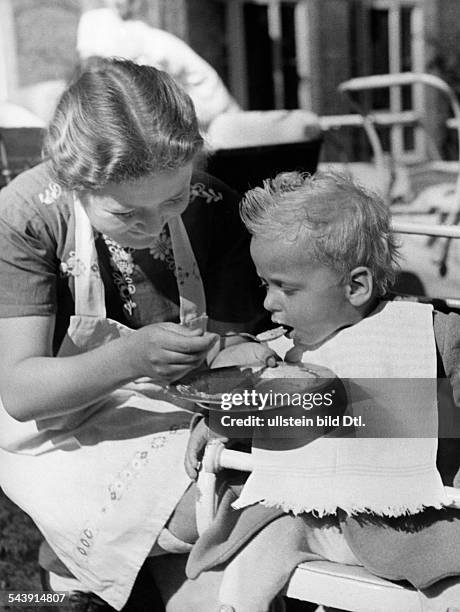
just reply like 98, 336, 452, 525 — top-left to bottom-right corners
149, 228, 201, 285
150, 230, 174, 266
151, 435, 167, 449
38, 182, 62, 205
190, 182, 223, 203
60, 252, 100, 278
99, 213, 206, 315
102, 235, 137, 316
75, 431, 188, 555
107, 449, 151, 502
108, 479, 126, 502
60, 251, 85, 277
149, 228, 180, 279
105, 433, 186, 503
75, 526, 97, 560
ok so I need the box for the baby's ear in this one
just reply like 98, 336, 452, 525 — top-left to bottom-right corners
345, 267, 373, 307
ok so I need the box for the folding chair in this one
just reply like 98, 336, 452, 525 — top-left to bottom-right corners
336, 73, 460, 277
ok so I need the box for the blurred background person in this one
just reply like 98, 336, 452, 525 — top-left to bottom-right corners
77, 0, 240, 131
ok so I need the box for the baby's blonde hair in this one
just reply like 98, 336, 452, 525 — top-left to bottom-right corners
240, 170, 400, 295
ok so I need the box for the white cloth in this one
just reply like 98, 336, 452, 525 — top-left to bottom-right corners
0, 196, 206, 609
207, 110, 321, 150
0, 101, 45, 127
233, 301, 448, 517
77, 8, 239, 128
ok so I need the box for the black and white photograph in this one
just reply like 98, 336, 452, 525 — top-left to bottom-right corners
1, 1, 460, 610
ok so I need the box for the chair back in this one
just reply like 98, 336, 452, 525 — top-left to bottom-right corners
206, 110, 322, 193
0, 127, 45, 187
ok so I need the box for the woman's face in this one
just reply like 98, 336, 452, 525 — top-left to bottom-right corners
82, 164, 193, 248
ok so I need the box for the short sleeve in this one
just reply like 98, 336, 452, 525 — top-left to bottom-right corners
185, 172, 266, 327
0, 179, 60, 317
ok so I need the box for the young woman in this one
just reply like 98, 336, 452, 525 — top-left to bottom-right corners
0, 57, 269, 610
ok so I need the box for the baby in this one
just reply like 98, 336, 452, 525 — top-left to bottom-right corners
187, 171, 460, 611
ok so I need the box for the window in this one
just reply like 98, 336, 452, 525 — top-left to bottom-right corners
223, 0, 313, 111
361, 0, 426, 161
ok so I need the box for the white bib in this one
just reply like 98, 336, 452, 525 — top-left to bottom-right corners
234, 301, 448, 517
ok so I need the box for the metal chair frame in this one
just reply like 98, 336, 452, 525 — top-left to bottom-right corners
329, 72, 460, 277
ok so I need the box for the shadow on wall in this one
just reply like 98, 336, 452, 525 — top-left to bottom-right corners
13, 0, 79, 86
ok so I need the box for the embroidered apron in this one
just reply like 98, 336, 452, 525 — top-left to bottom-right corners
0, 194, 206, 609
233, 301, 448, 516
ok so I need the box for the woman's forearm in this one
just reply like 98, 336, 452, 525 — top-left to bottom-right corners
2, 335, 137, 422
1, 320, 217, 422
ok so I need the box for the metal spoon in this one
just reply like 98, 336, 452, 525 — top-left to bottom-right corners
222, 326, 288, 344
221, 327, 288, 367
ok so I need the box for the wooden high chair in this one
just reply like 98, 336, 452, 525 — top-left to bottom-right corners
194, 219, 460, 612
196, 439, 460, 612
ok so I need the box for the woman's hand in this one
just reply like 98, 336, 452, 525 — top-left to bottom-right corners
0, 316, 216, 421
209, 341, 279, 369
126, 322, 218, 384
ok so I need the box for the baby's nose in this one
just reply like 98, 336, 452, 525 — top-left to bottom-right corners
263, 290, 278, 312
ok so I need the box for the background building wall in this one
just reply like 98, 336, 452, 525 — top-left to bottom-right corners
317, 0, 352, 115
12, 0, 80, 87
6, 0, 229, 90
3, 0, 458, 161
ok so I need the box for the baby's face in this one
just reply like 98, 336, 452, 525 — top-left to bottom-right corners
251, 236, 357, 347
